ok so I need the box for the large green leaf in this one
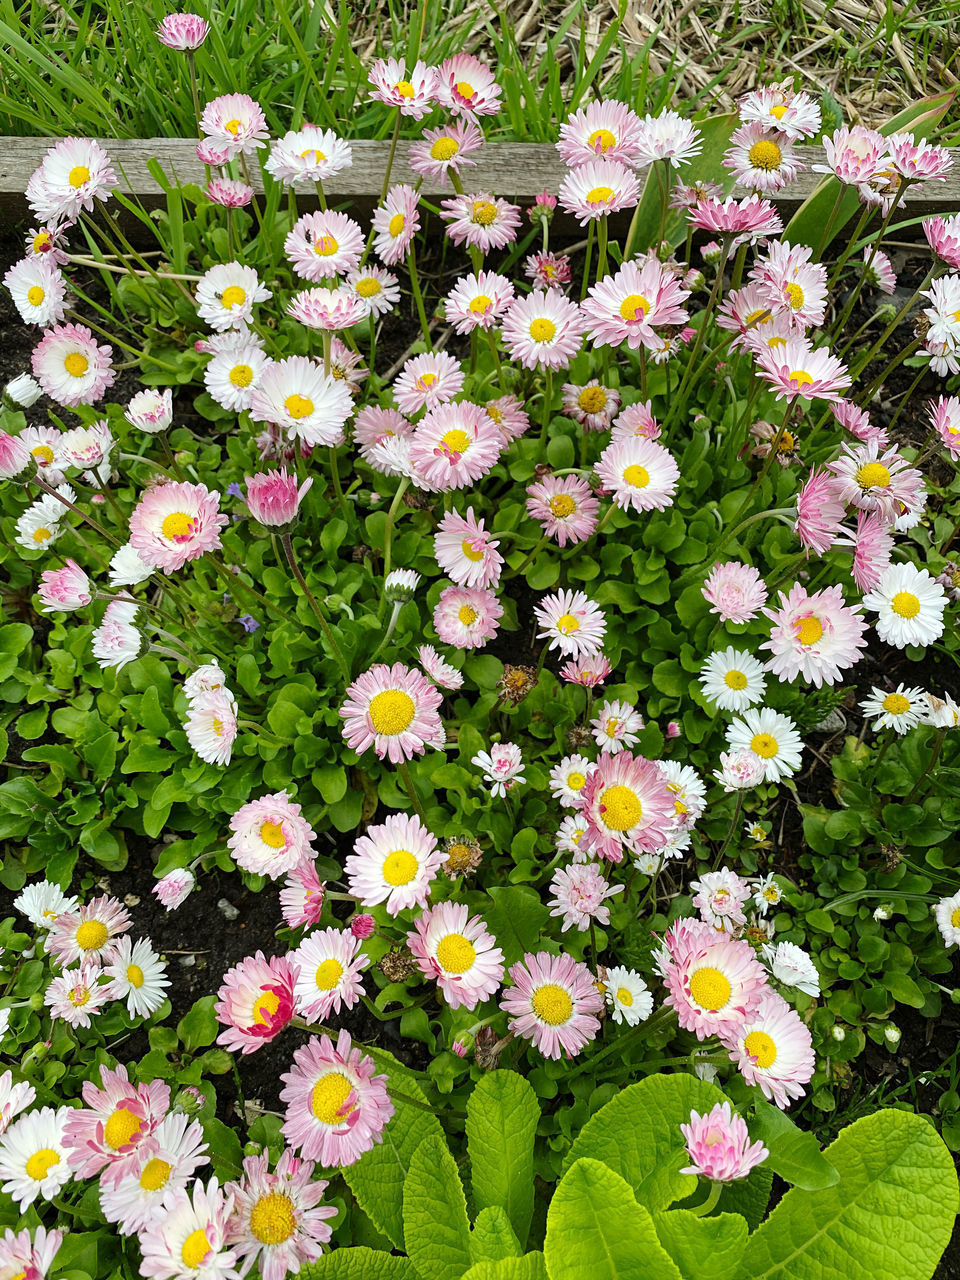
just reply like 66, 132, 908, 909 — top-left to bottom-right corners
403, 1134, 473, 1280
543, 1158, 684, 1280
460, 1256, 548, 1280
750, 1099, 839, 1190
736, 1109, 958, 1280
563, 1073, 728, 1210
299, 1249, 419, 1280
719, 1165, 773, 1231
470, 1206, 522, 1263
466, 1070, 540, 1247
655, 1210, 749, 1280
483, 887, 549, 968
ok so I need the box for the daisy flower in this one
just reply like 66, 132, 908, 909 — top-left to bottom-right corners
91, 599, 143, 670
354, 405, 412, 465
372, 184, 420, 267
689, 194, 783, 242
139, 1177, 239, 1279
558, 158, 640, 225
434, 53, 501, 116
500, 952, 603, 1060
128, 481, 227, 574
722, 989, 815, 1109
888, 133, 953, 182
438, 192, 522, 252
582, 258, 690, 352
827, 441, 925, 525
549, 755, 596, 808
864, 247, 897, 293
524, 250, 572, 290
3, 255, 67, 328
409, 402, 501, 492
417, 643, 463, 690
368, 56, 436, 117
248, 356, 354, 447
579, 750, 675, 862
103, 935, 170, 1018
603, 966, 653, 1025
560, 654, 612, 686
407, 901, 504, 1010
794, 468, 847, 556
681, 1102, 769, 1181
394, 351, 465, 416
226, 1149, 336, 1280
37, 559, 91, 613
548, 863, 623, 932
534, 588, 606, 658
62, 1063, 168, 1184
280, 1031, 394, 1167
200, 92, 269, 156
444, 270, 515, 333
591, 699, 644, 754
47, 893, 131, 967
714, 748, 766, 792
31, 321, 114, 406
761, 941, 820, 997
832, 400, 888, 446
279, 862, 326, 930
726, 707, 803, 782
556, 99, 644, 168
434, 584, 503, 649
195, 263, 271, 331
284, 210, 364, 281
290, 927, 368, 1022
340, 662, 444, 763
724, 123, 802, 191
753, 874, 782, 914
0, 1224, 63, 1279
409, 119, 484, 185
755, 337, 850, 403
501, 290, 587, 371
26, 137, 117, 223
206, 177, 253, 207
215, 952, 296, 1056
473, 742, 525, 797
634, 110, 702, 165
244, 468, 312, 529
99, 1113, 208, 1236
863, 563, 946, 648
346, 265, 400, 317
19, 424, 64, 482
814, 125, 890, 185
44, 961, 111, 1028
660, 760, 707, 825
125, 387, 173, 434
924, 213, 960, 268
739, 87, 821, 139
345, 813, 443, 915
55, 420, 114, 484
13, 879, 78, 930
595, 436, 679, 512
661, 919, 766, 1041
841, 509, 894, 592
562, 380, 622, 432
484, 393, 530, 443
919, 692, 960, 729
287, 286, 366, 331
699, 647, 767, 711
761, 584, 867, 687
751, 240, 827, 328
526, 474, 599, 546
556, 813, 590, 857
0, 1107, 72, 1210
228, 790, 317, 880
691, 868, 751, 933
934, 891, 960, 947
433, 507, 502, 588
264, 125, 352, 186
24, 222, 70, 263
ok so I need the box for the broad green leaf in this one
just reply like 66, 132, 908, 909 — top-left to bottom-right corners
737, 1109, 958, 1280
484, 886, 549, 968
544, 1158, 684, 1280
402, 1134, 472, 1280
750, 1099, 839, 1190
563, 1073, 728, 1210
466, 1070, 540, 1246
299, 1248, 419, 1280
177, 996, 217, 1051
707, 1164, 772, 1231
470, 1206, 522, 1263
655, 1210, 749, 1280
460, 1256, 548, 1280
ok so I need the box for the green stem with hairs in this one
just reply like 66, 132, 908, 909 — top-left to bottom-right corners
397, 759, 427, 822
279, 532, 351, 682
407, 242, 432, 350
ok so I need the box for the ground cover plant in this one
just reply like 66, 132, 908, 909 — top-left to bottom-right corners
1, 9, 960, 1279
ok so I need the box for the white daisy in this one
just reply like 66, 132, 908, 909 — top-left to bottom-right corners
99, 1113, 209, 1236
699, 647, 767, 711
548, 755, 596, 808
556, 813, 589, 857
761, 941, 820, 997
108, 542, 154, 588
862, 563, 946, 649
590, 699, 643, 754
753, 874, 782, 915
195, 263, 272, 332
919, 691, 960, 729
103, 936, 170, 1017
726, 707, 803, 782
203, 344, 271, 413
603, 966, 653, 1026
658, 760, 708, 824
859, 684, 925, 733
935, 891, 960, 947
15, 500, 63, 553
13, 880, 79, 929
0, 1107, 72, 1210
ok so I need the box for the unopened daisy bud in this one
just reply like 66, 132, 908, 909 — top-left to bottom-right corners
474, 1025, 503, 1071
451, 1037, 470, 1058
172, 1084, 206, 1116
244, 468, 313, 529
156, 11, 210, 49
0, 430, 32, 479
884, 1023, 901, 1046
830, 1024, 846, 1042
153, 867, 196, 911
875, 302, 898, 325
350, 913, 375, 939
950, 989, 960, 1005
498, 663, 538, 706
529, 191, 557, 224
21, 1040, 52, 1069
28, 990, 45, 1010
666, 720, 681, 739
125, 387, 173, 434
701, 240, 723, 266
243, 1141, 261, 1157
384, 568, 420, 601
4, 373, 42, 408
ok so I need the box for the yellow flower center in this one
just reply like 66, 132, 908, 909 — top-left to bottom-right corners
252, 988, 280, 1025
468, 293, 493, 314
285, 394, 314, 420
549, 493, 576, 518
212, 717, 224, 737
32, 444, 55, 464
356, 277, 382, 297
616, 986, 633, 1006
750, 732, 778, 759
788, 369, 813, 389
250, 1191, 297, 1245
568, 771, 586, 790
313, 234, 339, 257
748, 139, 783, 171
770, 103, 788, 119
430, 137, 460, 161
127, 964, 145, 988
368, 689, 416, 735
605, 718, 619, 736
587, 127, 616, 152
104, 1106, 143, 1150
578, 386, 607, 413
220, 285, 246, 309
382, 849, 418, 885
259, 820, 286, 849
689, 966, 732, 1011
394, 79, 415, 98
459, 604, 478, 625
461, 538, 485, 562
952, 907, 960, 929
586, 185, 615, 204
388, 213, 406, 237
455, 79, 475, 99
441, 428, 470, 453
310, 1071, 355, 1124
556, 613, 580, 634
724, 670, 748, 690
600, 784, 642, 831
784, 282, 805, 310
139, 1157, 171, 1191
27, 285, 45, 306
64, 352, 89, 377
25, 1148, 60, 1181
299, 148, 326, 163
891, 591, 920, 619
882, 693, 910, 714
745, 308, 771, 327
486, 403, 503, 423
619, 294, 650, 322
778, 431, 795, 453
161, 511, 194, 540
531, 983, 573, 1025
529, 318, 556, 342
795, 615, 823, 646
76, 919, 108, 950
623, 464, 650, 488
229, 363, 253, 387
68, 164, 91, 187
33, 230, 52, 252
181, 1228, 212, 1270
435, 932, 477, 973
472, 201, 498, 226
32, 527, 52, 543
69, 985, 90, 1007
315, 958, 344, 990
856, 462, 891, 490
744, 1029, 778, 1068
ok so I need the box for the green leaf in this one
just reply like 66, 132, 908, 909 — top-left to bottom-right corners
177, 996, 218, 1052
737, 1109, 958, 1280
402, 1134, 472, 1280
655, 1211, 748, 1280
484, 886, 549, 968
563, 1073, 728, 1211
881, 971, 926, 1008
720, 1166, 773, 1231
299, 1247, 419, 1280
460, 1257, 548, 1280
466, 1070, 540, 1247
544, 1158, 684, 1280
470, 1206, 522, 1263
750, 1099, 839, 1190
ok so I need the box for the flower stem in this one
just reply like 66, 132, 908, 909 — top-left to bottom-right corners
279, 532, 351, 682
397, 758, 427, 822
713, 792, 744, 870
539, 369, 554, 447
381, 477, 410, 587
407, 243, 433, 350
687, 1181, 724, 1218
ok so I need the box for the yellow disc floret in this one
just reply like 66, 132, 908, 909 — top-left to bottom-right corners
599, 785, 642, 831
689, 966, 732, 1011
531, 983, 573, 1025
310, 1071, 355, 1124
368, 689, 416, 736
436, 932, 477, 974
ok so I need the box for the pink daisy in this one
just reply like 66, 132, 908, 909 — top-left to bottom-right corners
368, 56, 437, 118
215, 952, 296, 1055
439, 192, 522, 252
340, 663, 444, 763
863, 247, 897, 294
284, 210, 365, 281
722, 988, 815, 1109
526, 474, 599, 546
556, 99, 645, 168
31, 321, 114, 406
931, 395, 960, 456
473, 742, 526, 797
558, 158, 640, 225
287, 287, 367, 331
290, 927, 368, 1022
43, 960, 111, 1028
434, 53, 501, 117
184, 689, 238, 766
547, 863, 623, 932
751, 240, 827, 328
354, 405, 412, 466
483, 394, 530, 443
372, 184, 420, 267
0, 1225, 63, 1280
433, 507, 503, 588
831, 400, 889, 447
345, 265, 400, 317
408, 401, 502, 491
409, 119, 484, 186
200, 92, 269, 157
756, 337, 850, 403
345, 812, 443, 916
634, 110, 702, 166
62, 1064, 168, 1185
417, 643, 463, 690
264, 126, 353, 187
139, 1177, 238, 1278
661, 919, 766, 1041
128, 481, 227, 574
226, 1149, 337, 1280
534, 588, 606, 658
559, 655, 612, 686
582, 258, 689, 352
794, 468, 847, 555
47, 893, 131, 967
206, 177, 253, 207
37, 559, 92, 613
25, 137, 117, 223
611, 400, 660, 441
279, 862, 326, 930
244, 468, 312, 528
591, 698, 644, 754
680, 1102, 769, 1181
814, 125, 890, 185
153, 868, 196, 912
827, 441, 925, 525
434, 584, 503, 649
524, 251, 572, 291
579, 751, 675, 863
595, 436, 679, 512
888, 133, 952, 182
444, 270, 515, 333
845, 509, 894, 592
280, 1031, 394, 1167
500, 952, 603, 1060
156, 12, 209, 48
924, 213, 960, 269
724, 123, 802, 191
761, 583, 867, 687
562, 380, 622, 432
407, 901, 504, 1010
688, 194, 783, 242
394, 351, 465, 416
500, 290, 587, 371
228, 790, 317, 880
690, 868, 751, 933
739, 87, 821, 139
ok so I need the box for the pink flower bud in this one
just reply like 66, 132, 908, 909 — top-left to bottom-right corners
125, 387, 173, 434
156, 12, 210, 50
244, 468, 313, 528
451, 1038, 469, 1058
0, 430, 32, 479
153, 867, 196, 911
666, 720, 681, 739
206, 178, 254, 208
350, 913, 375, 939
37, 559, 92, 613
197, 139, 231, 167
680, 1102, 768, 1182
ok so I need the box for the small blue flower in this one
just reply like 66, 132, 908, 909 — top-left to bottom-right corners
239, 614, 260, 633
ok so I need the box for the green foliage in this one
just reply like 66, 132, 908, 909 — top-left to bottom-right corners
466, 1070, 540, 1246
